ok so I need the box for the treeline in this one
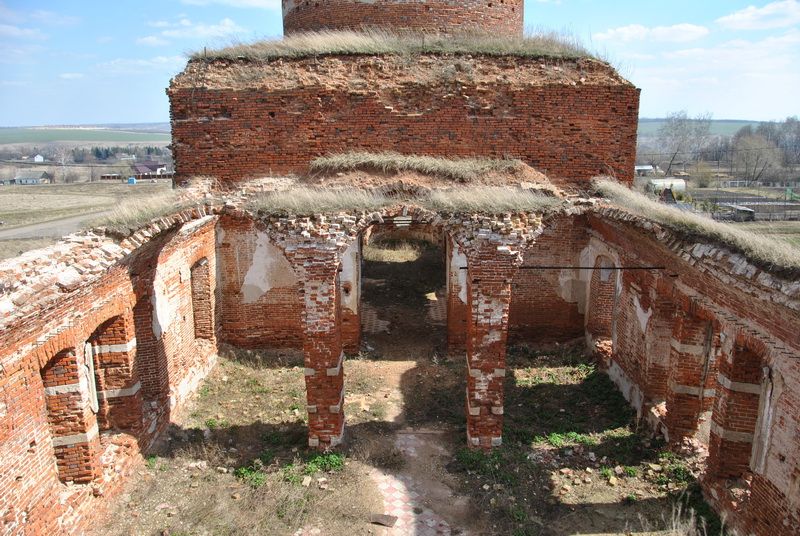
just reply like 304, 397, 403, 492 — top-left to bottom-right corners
73, 145, 168, 163
639, 113, 800, 185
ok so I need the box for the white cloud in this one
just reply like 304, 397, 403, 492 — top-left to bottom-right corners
137, 35, 170, 47
717, 0, 800, 30
0, 43, 45, 64
0, 24, 47, 40
595, 23, 709, 43
30, 10, 80, 26
633, 29, 800, 119
137, 17, 247, 46
98, 55, 186, 75
180, 0, 280, 9
59, 73, 84, 80
162, 18, 246, 38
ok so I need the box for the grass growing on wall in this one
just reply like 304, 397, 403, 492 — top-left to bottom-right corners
93, 191, 196, 233
426, 186, 562, 212
248, 187, 391, 215
191, 29, 593, 62
247, 185, 561, 215
310, 152, 524, 183
595, 178, 800, 271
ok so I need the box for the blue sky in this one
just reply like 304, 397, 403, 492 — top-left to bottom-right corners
1, 0, 799, 126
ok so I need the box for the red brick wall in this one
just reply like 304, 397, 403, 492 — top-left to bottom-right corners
216, 215, 304, 349
282, 0, 524, 36
586, 255, 616, 338
169, 79, 640, 187
509, 215, 588, 343
0, 216, 219, 535
585, 213, 800, 536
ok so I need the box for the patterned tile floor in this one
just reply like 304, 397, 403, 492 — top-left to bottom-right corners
371, 471, 452, 536
424, 288, 447, 326
361, 303, 391, 334
369, 433, 454, 536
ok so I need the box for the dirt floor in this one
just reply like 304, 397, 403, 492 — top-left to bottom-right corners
95, 240, 723, 536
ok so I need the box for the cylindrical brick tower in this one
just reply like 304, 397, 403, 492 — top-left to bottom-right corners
283, 0, 524, 36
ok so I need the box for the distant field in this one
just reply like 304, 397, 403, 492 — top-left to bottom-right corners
0, 181, 172, 243
638, 119, 761, 138
734, 221, 800, 248
0, 127, 171, 145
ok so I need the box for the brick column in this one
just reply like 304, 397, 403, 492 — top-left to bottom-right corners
41, 348, 102, 483
465, 244, 522, 449
664, 311, 714, 442
293, 247, 345, 449
707, 344, 762, 479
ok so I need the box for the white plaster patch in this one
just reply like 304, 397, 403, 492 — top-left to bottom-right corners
241, 232, 298, 304
151, 263, 176, 341
633, 294, 653, 333
339, 241, 359, 313
482, 330, 501, 346
450, 243, 468, 304
557, 269, 580, 304
607, 361, 644, 417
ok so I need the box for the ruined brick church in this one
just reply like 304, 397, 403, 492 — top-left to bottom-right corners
1, 1, 799, 535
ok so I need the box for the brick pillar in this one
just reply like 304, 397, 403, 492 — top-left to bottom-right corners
707, 344, 762, 479
41, 348, 102, 483
294, 247, 345, 449
664, 311, 714, 443
465, 244, 522, 449
90, 314, 143, 435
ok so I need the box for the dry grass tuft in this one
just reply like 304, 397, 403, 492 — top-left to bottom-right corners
362, 240, 424, 263
426, 186, 563, 213
192, 29, 592, 62
310, 152, 523, 183
92, 190, 195, 233
247, 186, 562, 215
248, 187, 390, 215
595, 178, 800, 271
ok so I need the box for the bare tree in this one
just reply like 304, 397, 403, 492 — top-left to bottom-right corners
52, 145, 71, 184
656, 111, 712, 176
735, 134, 782, 186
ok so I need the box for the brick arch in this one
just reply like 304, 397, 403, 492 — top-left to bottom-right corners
40, 347, 102, 484
87, 314, 142, 435
190, 257, 213, 340
707, 335, 769, 480
586, 254, 618, 341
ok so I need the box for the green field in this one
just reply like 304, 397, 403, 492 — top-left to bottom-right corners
0, 128, 171, 144
638, 119, 761, 138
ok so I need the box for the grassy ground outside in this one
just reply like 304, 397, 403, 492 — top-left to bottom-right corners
0, 238, 57, 260
0, 182, 172, 229
0, 182, 175, 260
733, 221, 800, 247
